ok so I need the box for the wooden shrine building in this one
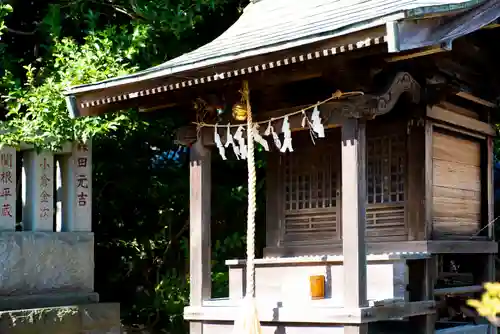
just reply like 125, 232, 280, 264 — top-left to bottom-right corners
65, 0, 500, 333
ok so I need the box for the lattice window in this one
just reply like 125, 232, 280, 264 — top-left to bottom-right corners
367, 134, 406, 204
277, 131, 407, 245
366, 134, 407, 240
282, 137, 340, 245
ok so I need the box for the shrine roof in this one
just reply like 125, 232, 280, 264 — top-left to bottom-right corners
65, 0, 495, 116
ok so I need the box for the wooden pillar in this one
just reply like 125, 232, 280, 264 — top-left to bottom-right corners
341, 118, 368, 334
189, 140, 211, 334
486, 136, 496, 334
487, 136, 495, 241
410, 257, 436, 333
407, 121, 425, 240
424, 120, 434, 240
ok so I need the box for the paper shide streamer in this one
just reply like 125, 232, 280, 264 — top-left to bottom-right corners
280, 116, 293, 153
234, 125, 248, 160
225, 123, 240, 159
214, 124, 227, 160
213, 106, 327, 160
198, 92, 354, 161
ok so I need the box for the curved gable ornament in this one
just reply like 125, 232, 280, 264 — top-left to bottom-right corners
338, 72, 421, 119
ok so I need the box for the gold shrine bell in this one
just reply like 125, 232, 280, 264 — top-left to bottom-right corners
232, 102, 248, 121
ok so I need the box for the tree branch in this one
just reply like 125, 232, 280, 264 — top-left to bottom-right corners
5, 27, 37, 35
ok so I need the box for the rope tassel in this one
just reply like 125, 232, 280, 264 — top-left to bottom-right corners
232, 80, 262, 334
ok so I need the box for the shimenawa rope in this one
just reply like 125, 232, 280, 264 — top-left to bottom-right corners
232, 81, 262, 334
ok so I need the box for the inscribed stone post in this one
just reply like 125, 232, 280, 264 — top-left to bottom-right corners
22, 151, 54, 231
0, 147, 16, 230
62, 141, 92, 232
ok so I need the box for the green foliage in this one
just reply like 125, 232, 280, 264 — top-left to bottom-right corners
0, 4, 13, 37
0, 22, 148, 150
0, 0, 245, 150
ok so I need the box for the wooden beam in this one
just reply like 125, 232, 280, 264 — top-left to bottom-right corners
432, 122, 486, 140
426, 241, 498, 254
189, 141, 212, 315
184, 300, 435, 323
177, 71, 422, 147
407, 117, 426, 240
264, 240, 499, 257
385, 45, 448, 63
341, 118, 368, 334
456, 91, 497, 108
427, 105, 496, 136
433, 285, 483, 296
437, 101, 479, 119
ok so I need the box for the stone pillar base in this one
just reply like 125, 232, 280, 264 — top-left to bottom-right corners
0, 292, 99, 311
0, 303, 120, 334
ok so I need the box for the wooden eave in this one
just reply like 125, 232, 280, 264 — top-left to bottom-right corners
65, 28, 388, 117
64, 0, 498, 118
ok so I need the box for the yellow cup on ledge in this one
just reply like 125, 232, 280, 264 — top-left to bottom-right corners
309, 275, 325, 300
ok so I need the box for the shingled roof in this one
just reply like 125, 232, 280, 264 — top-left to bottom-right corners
66, 0, 500, 116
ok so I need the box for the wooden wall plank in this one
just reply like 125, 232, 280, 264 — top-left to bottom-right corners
432, 132, 480, 166
432, 160, 481, 191
432, 130, 482, 239
433, 186, 480, 201
433, 197, 481, 216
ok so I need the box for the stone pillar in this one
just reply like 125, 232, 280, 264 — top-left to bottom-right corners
58, 141, 92, 232
22, 150, 54, 231
0, 147, 16, 231
0, 142, 120, 333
